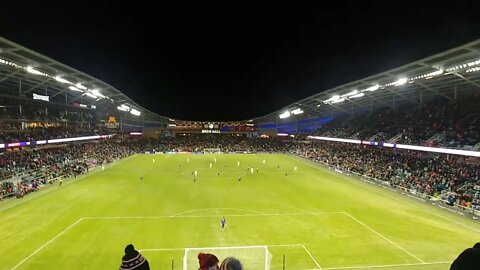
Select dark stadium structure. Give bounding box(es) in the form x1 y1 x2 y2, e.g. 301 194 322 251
1 36 480 270
2 36 480 147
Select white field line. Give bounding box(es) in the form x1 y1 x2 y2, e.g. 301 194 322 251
170 207 267 217
341 212 424 264
82 211 346 220
289 155 480 234
319 261 451 270
302 244 322 269
140 243 303 252
9 218 85 270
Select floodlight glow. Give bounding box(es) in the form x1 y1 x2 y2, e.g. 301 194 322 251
393 78 407 86
130 108 141 116
349 93 365 99
361 85 380 92
291 108 303 115
75 83 87 90
323 95 340 103
466 67 480 73
55 76 73 84
341 90 358 98
279 111 291 119
0 58 20 67
90 89 105 98
68 86 82 92
330 97 346 104
277 133 289 136
117 105 129 111
26 66 44 75
84 92 98 99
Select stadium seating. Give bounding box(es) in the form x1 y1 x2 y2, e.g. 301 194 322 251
315 94 480 149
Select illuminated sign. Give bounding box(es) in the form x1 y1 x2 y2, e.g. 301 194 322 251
201 130 220 133
33 93 49 102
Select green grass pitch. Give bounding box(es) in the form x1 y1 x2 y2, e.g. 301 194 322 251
1 154 479 270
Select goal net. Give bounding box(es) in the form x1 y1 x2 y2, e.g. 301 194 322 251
183 245 272 270
203 148 222 154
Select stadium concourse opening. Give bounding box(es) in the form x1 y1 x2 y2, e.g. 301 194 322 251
1 31 480 269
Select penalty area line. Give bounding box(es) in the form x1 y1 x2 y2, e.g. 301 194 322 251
140 243 303 252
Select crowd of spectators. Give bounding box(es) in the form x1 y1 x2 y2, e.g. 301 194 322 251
0 140 138 200
316 93 480 149
0 124 103 144
296 141 480 210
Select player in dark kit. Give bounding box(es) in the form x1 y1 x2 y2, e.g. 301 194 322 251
220 216 226 231
140 175 143 181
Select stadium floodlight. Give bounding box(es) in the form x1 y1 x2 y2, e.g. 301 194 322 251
330 97 345 104
90 89 105 99
55 76 73 85
466 67 480 73
341 90 358 98
392 78 408 86
117 105 129 112
68 86 83 92
361 84 380 92
323 95 340 104
84 92 98 99
130 108 141 116
26 66 45 76
349 92 364 99
75 83 87 90
291 108 303 115
279 111 291 119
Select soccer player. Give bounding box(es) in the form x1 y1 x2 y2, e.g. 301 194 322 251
187 157 190 163
294 166 297 172
210 162 212 169
102 165 105 171
220 216 226 231
250 168 254 174
194 170 198 177
152 158 155 164
238 176 241 182
140 175 144 181
193 178 196 183
256 168 259 173
277 165 280 169
262 159 266 165
285 172 288 177
217 171 220 176
59 179 63 186
214 158 217 164
237 161 240 167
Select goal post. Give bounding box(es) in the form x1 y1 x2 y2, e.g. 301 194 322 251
203 148 222 154
183 245 272 270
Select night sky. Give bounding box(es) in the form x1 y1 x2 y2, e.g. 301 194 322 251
1 1 480 121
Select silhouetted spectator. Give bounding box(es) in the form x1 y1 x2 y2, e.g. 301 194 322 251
120 244 150 270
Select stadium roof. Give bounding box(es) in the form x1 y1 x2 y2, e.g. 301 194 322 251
257 39 480 123
0 36 167 123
